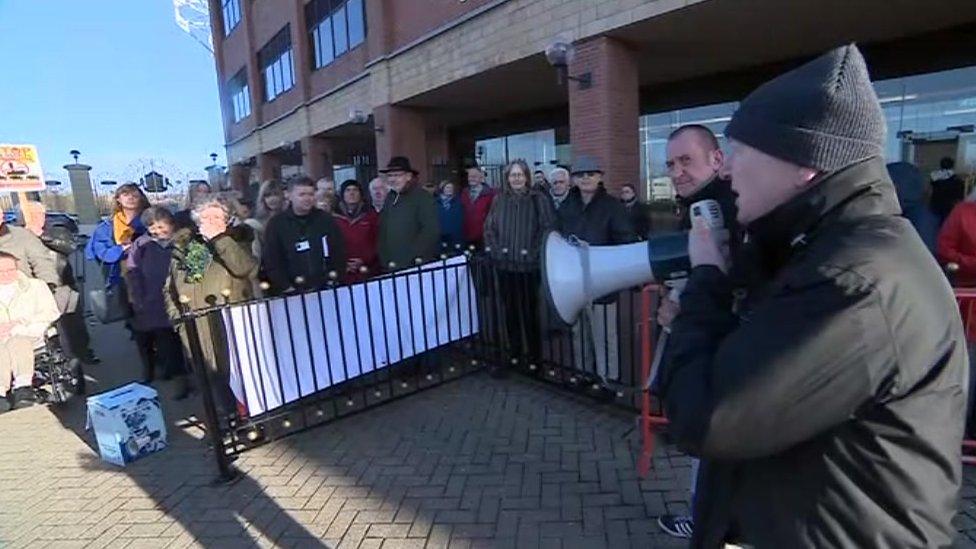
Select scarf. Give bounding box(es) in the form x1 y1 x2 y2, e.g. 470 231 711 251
551 192 568 209
112 211 135 245
338 201 365 220
439 195 455 209
151 235 172 248
468 184 484 202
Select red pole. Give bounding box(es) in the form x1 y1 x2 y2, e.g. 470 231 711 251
638 285 655 478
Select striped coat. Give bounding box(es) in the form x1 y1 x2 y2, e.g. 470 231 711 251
482 188 556 272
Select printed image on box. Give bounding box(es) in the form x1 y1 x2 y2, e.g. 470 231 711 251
86 383 168 466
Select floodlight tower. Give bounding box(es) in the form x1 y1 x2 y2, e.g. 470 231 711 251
173 0 214 55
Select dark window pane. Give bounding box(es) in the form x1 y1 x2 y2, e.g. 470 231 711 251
347 0 365 48
222 0 240 36
259 25 293 100
282 52 293 91
229 69 250 122
265 65 274 100
317 18 334 67
274 59 283 95
333 5 348 56
312 26 322 68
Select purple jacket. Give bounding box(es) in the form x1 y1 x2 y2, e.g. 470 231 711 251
125 234 174 331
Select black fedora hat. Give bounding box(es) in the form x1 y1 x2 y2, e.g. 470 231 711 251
380 156 419 175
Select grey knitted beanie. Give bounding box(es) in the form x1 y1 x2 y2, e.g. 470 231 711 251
725 44 887 172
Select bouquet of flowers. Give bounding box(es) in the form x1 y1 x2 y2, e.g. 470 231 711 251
181 239 212 284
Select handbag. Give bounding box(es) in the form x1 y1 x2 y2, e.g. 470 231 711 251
89 277 132 324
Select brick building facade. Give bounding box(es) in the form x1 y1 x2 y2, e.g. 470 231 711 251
210 0 976 195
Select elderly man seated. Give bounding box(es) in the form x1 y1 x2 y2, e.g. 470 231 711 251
0 250 61 412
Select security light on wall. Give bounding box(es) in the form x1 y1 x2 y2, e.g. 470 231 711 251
349 108 384 132
545 40 591 89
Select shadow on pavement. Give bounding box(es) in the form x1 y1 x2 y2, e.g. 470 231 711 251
33 251 328 548
3 242 689 548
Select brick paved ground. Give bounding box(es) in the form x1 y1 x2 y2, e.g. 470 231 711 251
0 323 696 549
4 353 976 549
1 261 976 547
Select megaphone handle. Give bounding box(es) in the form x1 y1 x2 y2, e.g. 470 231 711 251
579 239 594 307
644 330 670 392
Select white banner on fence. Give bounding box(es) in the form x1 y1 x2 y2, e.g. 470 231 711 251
222 255 479 415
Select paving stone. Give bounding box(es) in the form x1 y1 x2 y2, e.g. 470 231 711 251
5 321 974 549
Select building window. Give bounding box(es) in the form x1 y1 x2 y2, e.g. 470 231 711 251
347 0 365 48
636 64 976 201
306 0 367 70
258 26 295 102
474 130 560 188
639 102 737 200
228 69 250 123
874 66 976 171
222 0 241 36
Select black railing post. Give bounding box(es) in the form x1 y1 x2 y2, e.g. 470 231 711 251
179 301 240 484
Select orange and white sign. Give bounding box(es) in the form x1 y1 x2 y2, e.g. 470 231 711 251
0 144 46 192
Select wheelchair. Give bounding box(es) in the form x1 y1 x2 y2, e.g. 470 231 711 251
30 324 86 405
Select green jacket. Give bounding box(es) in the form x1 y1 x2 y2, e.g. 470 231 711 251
164 226 257 381
378 185 440 271
164 226 257 318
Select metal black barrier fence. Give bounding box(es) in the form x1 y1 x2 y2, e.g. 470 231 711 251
179 251 661 480
469 253 661 411
178 255 492 480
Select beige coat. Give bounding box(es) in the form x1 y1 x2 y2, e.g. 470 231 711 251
0 272 61 342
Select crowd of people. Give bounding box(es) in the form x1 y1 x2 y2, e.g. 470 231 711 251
0 144 660 414
3 42 976 549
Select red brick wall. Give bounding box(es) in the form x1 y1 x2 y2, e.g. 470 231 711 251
248 1 303 128
214 0 256 142
251 0 292 50
308 45 370 98
227 107 258 143
374 105 450 185
219 18 250 80
568 36 639 196
387 0 496 51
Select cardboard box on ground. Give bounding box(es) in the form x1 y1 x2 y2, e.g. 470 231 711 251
86 383 168 466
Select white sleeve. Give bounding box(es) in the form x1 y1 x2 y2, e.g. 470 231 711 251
10 280 61 339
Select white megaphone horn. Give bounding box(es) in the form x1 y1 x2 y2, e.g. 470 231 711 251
541 199 724 326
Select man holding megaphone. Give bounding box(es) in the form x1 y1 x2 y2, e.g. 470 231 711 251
541 44 965 548
656 45 965 547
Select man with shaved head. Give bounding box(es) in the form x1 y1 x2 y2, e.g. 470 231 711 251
656 123 742 539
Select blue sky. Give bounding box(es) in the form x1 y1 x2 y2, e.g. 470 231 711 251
0 0 225 189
